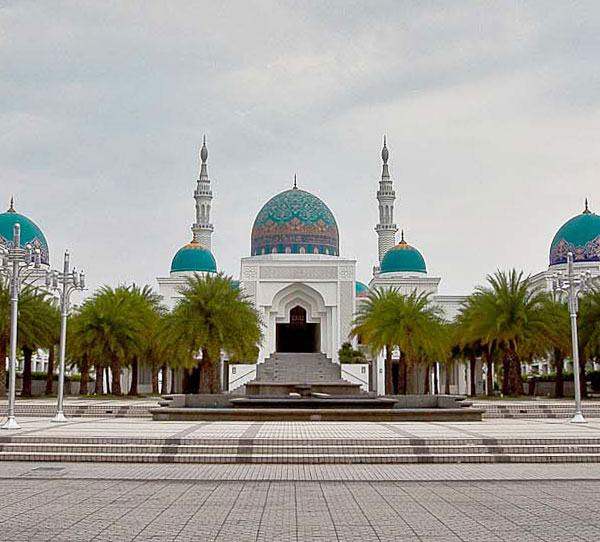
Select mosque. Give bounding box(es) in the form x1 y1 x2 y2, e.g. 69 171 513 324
2 138 600 394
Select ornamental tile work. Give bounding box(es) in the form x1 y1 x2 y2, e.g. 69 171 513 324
550 236 600 265
251 188 339 256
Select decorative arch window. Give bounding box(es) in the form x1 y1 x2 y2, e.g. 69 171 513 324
299 247 306 254
271 247 278 254
313 247 320 254
324 248 329 255
261 248 266 255
284 246 292 254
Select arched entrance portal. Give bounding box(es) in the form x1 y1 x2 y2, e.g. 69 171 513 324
276 306 320 353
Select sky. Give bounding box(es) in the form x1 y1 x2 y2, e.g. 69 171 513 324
2 0 600 296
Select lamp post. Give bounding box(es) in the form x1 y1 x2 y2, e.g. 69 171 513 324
46 250 85 423
552 251 594 424
0 223 41 430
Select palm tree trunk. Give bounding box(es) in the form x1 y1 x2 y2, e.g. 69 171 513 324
79 354 89 396
507 349 523 396
398 353 407 395
198 349 212 394
433 363 439 395
22 346 33 397
502 355 510 396
0 339 6 397
45 345 55 395
424 365 431 395
94 363 104 394
485 351 494 397
554 349 564 398
469 353 476 397
170 368 176 394
110 355 122 396
211 359 221 394
151 367 159 394
444 362 451 395
160 365 168 395
385 345 393 395
128 357 139 396
579 356 587 399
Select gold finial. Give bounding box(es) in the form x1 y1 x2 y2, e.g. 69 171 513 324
583 198 591 214
293 174 297 189
399 229 406 244
7 197 15 213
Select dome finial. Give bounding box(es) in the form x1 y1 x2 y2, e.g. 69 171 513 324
381 135 389 165
400 229 406 244
200 135 208 164
293 174 297 189
7 196 15 213
584 198 591 214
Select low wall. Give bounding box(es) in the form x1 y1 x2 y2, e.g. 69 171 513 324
340 364 369 392
15 378 96 397
524 381 575 397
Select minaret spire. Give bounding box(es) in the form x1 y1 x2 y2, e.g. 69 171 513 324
293 174 297 189
192 136 214 249
374 135 398 264
7 197 15 213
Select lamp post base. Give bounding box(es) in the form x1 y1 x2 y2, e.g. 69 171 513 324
570 412 588 424
1 416 21 430
51 411 69 423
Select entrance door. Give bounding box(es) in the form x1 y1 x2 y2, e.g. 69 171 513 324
276 306 320 353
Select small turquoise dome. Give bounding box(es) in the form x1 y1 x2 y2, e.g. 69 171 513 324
0 202 49 265
171 240 217 273
355 281 369 297
550 202 600 266
380 237 427 274
251 187 339 256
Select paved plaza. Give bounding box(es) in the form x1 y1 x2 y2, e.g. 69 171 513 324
1 418 600 539
1 462 600 541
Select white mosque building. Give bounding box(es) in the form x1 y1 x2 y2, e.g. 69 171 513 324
4 137 600 395
157 138 481 395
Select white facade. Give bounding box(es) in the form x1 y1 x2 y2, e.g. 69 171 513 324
240 254 356 364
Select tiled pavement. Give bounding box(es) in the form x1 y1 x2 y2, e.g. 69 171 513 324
1 471 600 541
3 418 600 540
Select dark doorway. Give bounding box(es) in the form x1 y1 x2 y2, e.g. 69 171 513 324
276 306 320 353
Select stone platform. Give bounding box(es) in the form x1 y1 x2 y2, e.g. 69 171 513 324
3 417 600 464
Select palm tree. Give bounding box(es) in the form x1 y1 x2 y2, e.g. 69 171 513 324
352 288 447 395
68 285 148 396
168 273 262 394
577 289 600 399
16 285 59 397
459 270 552 396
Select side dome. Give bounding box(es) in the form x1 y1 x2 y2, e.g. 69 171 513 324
171 240 217 273
355 281 369 297
550 202 600 266
380 235 427 274
251 187 339 256
0 201 49 265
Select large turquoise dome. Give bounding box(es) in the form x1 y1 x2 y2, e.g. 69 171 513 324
355 281 369 297
171 240 217 273
251 187 339 256
550 203 600 266
380 236 427 274
0 203 49 265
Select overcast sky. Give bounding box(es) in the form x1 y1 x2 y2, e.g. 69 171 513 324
2 1 600 295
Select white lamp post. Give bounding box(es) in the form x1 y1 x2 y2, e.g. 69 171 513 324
46 250 85 423
0 223 41 430
552 251 594 424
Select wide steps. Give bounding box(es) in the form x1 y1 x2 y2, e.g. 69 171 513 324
3 437 600 463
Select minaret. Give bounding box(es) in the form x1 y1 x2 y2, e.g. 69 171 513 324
191 136 214 249
375 135 398 263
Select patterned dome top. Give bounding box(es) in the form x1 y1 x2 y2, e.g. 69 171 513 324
380 235 427 274
171 240 217 274
550 201 600 266
0 202 49 265
251 187 339 256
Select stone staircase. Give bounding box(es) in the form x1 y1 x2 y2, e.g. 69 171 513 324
245 352 364 398
2 435 600 463
475 401 600 419
256 353 346 383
